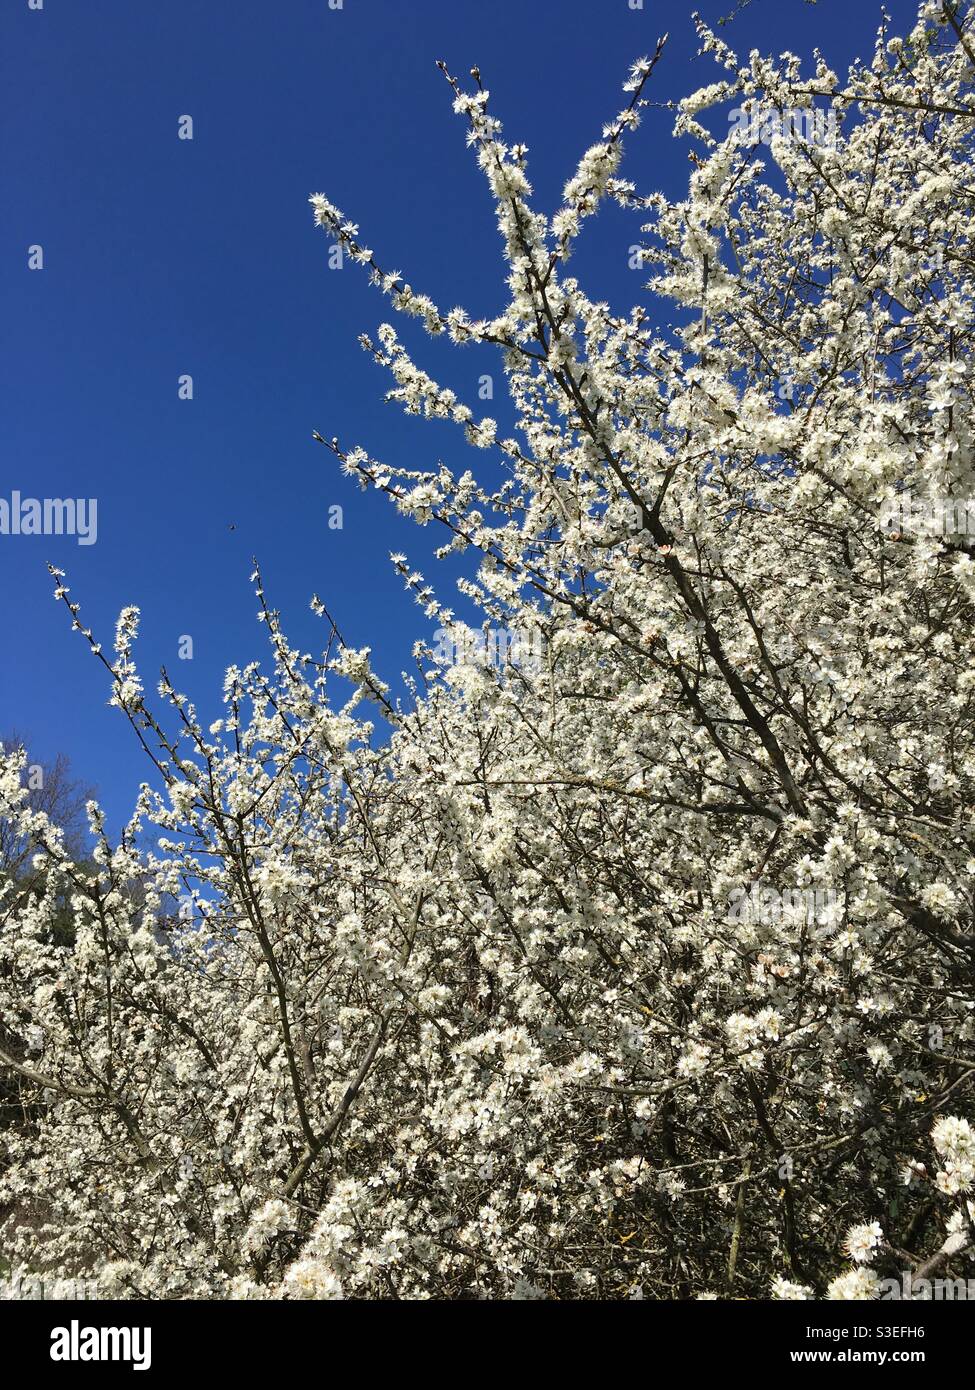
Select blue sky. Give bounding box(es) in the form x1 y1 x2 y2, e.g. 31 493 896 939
0 0 920 833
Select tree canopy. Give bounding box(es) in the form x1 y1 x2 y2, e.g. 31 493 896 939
1 1 973 1300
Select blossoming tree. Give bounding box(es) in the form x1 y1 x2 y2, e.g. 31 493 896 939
1 1 973 1300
